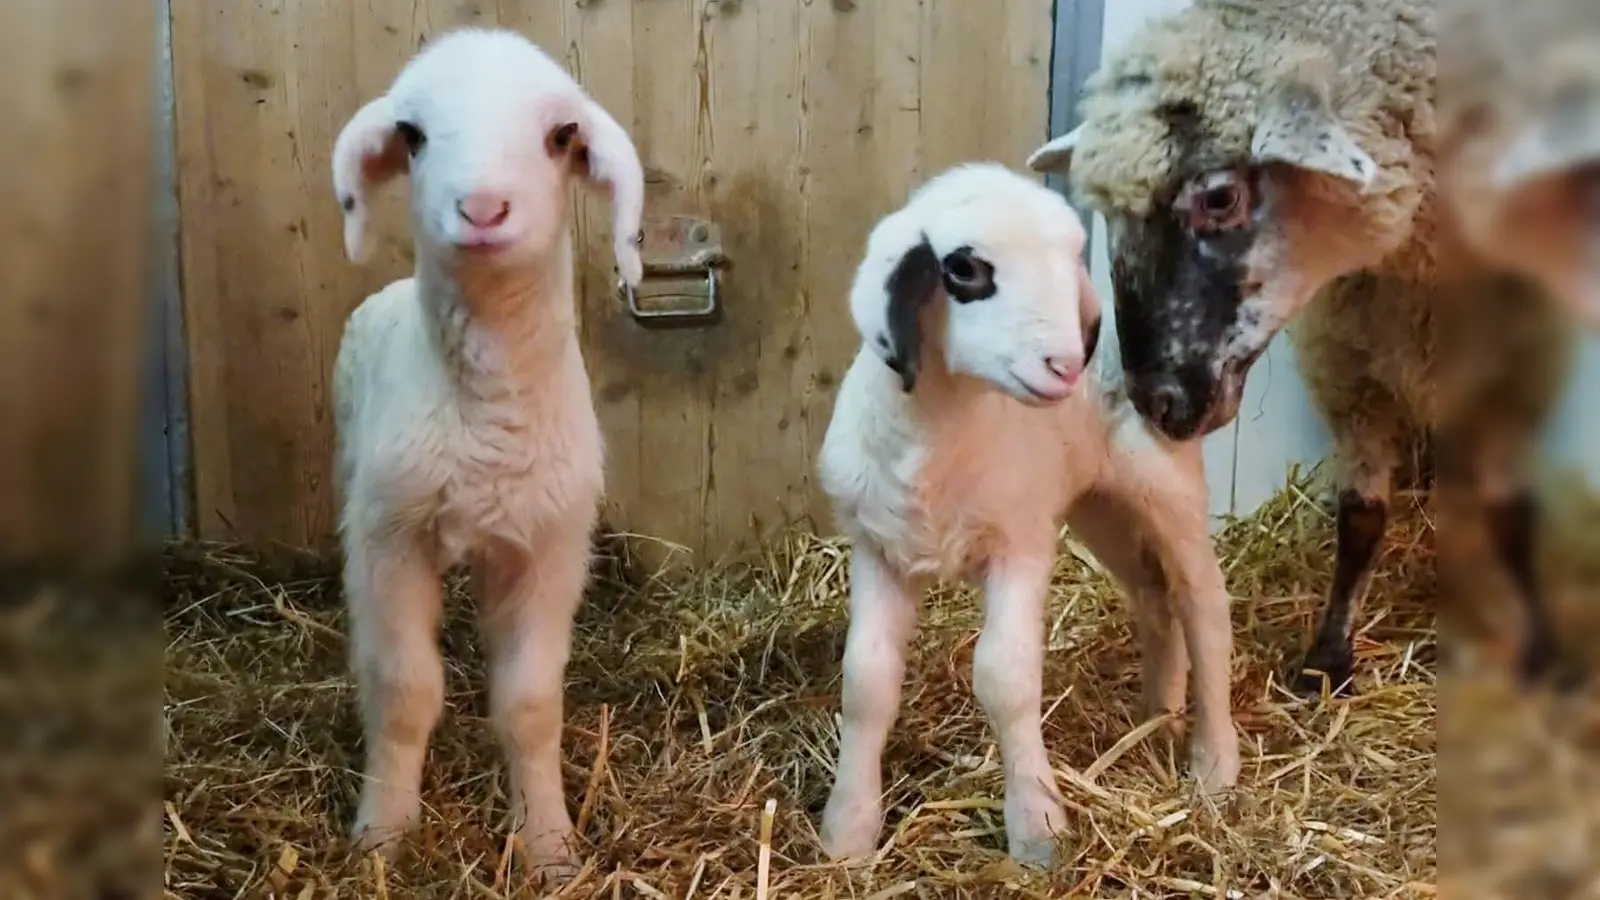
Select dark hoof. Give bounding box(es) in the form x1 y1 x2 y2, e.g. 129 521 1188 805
1518 643 1586 695
1292 649 1356 698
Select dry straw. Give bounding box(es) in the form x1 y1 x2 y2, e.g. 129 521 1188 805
159 465 1593 898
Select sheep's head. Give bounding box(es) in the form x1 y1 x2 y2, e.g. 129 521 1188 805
331 27 644 286
849 163 1101 407
1027 13 1390 441
1441 33 1600 328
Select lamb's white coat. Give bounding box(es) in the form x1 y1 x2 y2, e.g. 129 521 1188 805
328 27 643 880
816 164 1241 868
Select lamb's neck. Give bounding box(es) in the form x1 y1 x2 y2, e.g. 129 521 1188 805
417 247 581 403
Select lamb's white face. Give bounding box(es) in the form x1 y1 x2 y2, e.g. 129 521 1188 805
332 28 646 281
851 164 1102 406
387 51 579 266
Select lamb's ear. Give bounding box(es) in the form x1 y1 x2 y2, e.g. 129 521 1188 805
1027 124 1084 175
880 238 944 393
332 94 406 264
1250 81 1378 191
559 98 646 287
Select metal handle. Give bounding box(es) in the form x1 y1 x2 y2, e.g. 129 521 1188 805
619 269 721 326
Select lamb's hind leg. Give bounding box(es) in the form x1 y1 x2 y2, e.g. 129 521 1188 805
1066 497 1189 740
475 528 591 883
346 532 446 854
1131 486 1241 796
975 551 1068 867
820 545 919 861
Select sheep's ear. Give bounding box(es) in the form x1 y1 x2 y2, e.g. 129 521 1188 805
332 94 406 264
1250 82 1377 191
881 238 944 393
561 99 646 288
1027 124 1084 175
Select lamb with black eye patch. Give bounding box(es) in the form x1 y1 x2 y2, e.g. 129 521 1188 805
816 161 1241 869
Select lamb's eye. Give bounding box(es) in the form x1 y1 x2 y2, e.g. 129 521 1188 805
396 121 426 156
548 122 580 155
939 248 997 302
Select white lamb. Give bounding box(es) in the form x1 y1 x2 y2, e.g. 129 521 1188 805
327 27 644 880
816 163 1241 868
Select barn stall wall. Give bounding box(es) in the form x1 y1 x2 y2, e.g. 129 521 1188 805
166 0 1060 562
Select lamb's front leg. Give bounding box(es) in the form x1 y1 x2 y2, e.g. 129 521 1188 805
476 527 592 883
976 553 1067 868
820 544 918 861
346 534 446 854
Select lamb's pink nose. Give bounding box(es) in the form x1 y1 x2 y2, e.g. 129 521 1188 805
456 194 511 228
1045 355 1083 384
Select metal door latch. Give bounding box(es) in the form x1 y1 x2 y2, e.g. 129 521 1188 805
619 215 728 328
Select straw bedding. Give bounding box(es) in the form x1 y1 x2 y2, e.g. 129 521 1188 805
158 468 1593 899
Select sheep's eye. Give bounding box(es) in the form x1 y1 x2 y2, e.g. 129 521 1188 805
1183 171 1250 232
939 248 997 302
396 121 426 156
1200 185 1239 216
548 122 581 155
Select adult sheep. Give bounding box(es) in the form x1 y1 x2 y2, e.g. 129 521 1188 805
1026 0 1581 693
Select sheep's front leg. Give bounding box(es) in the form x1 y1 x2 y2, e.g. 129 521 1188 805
1295 469 1391 698
476 529 591 883
976 553 1067 868
820 545 918 860
346 534 446 854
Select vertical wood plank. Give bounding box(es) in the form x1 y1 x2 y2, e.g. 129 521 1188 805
695 0 809 559
0 0 155 564
602 0 714 567
554 0 643 553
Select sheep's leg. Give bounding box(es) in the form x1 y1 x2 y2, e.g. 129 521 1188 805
1482 488 1569 685
975 552 1068 868
476 529 591 882
1066 501 1188 739
1295 475 1391 698
346 533 446 854
820 545 918 861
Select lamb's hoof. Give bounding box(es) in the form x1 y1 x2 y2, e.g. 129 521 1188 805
1293 648 1356 699
1004 783 1067 869
350 821 409 860
1189 729 1241 796
819 792 882 861
1140 703 1188 744
520 824 581 887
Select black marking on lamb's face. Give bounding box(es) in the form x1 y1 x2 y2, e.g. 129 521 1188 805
341 194 356 212
881 236 944 393
395 120 426 156
939 246 997 302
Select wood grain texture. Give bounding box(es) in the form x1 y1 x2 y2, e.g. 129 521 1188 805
0 0 155 564
171 0 1053 560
